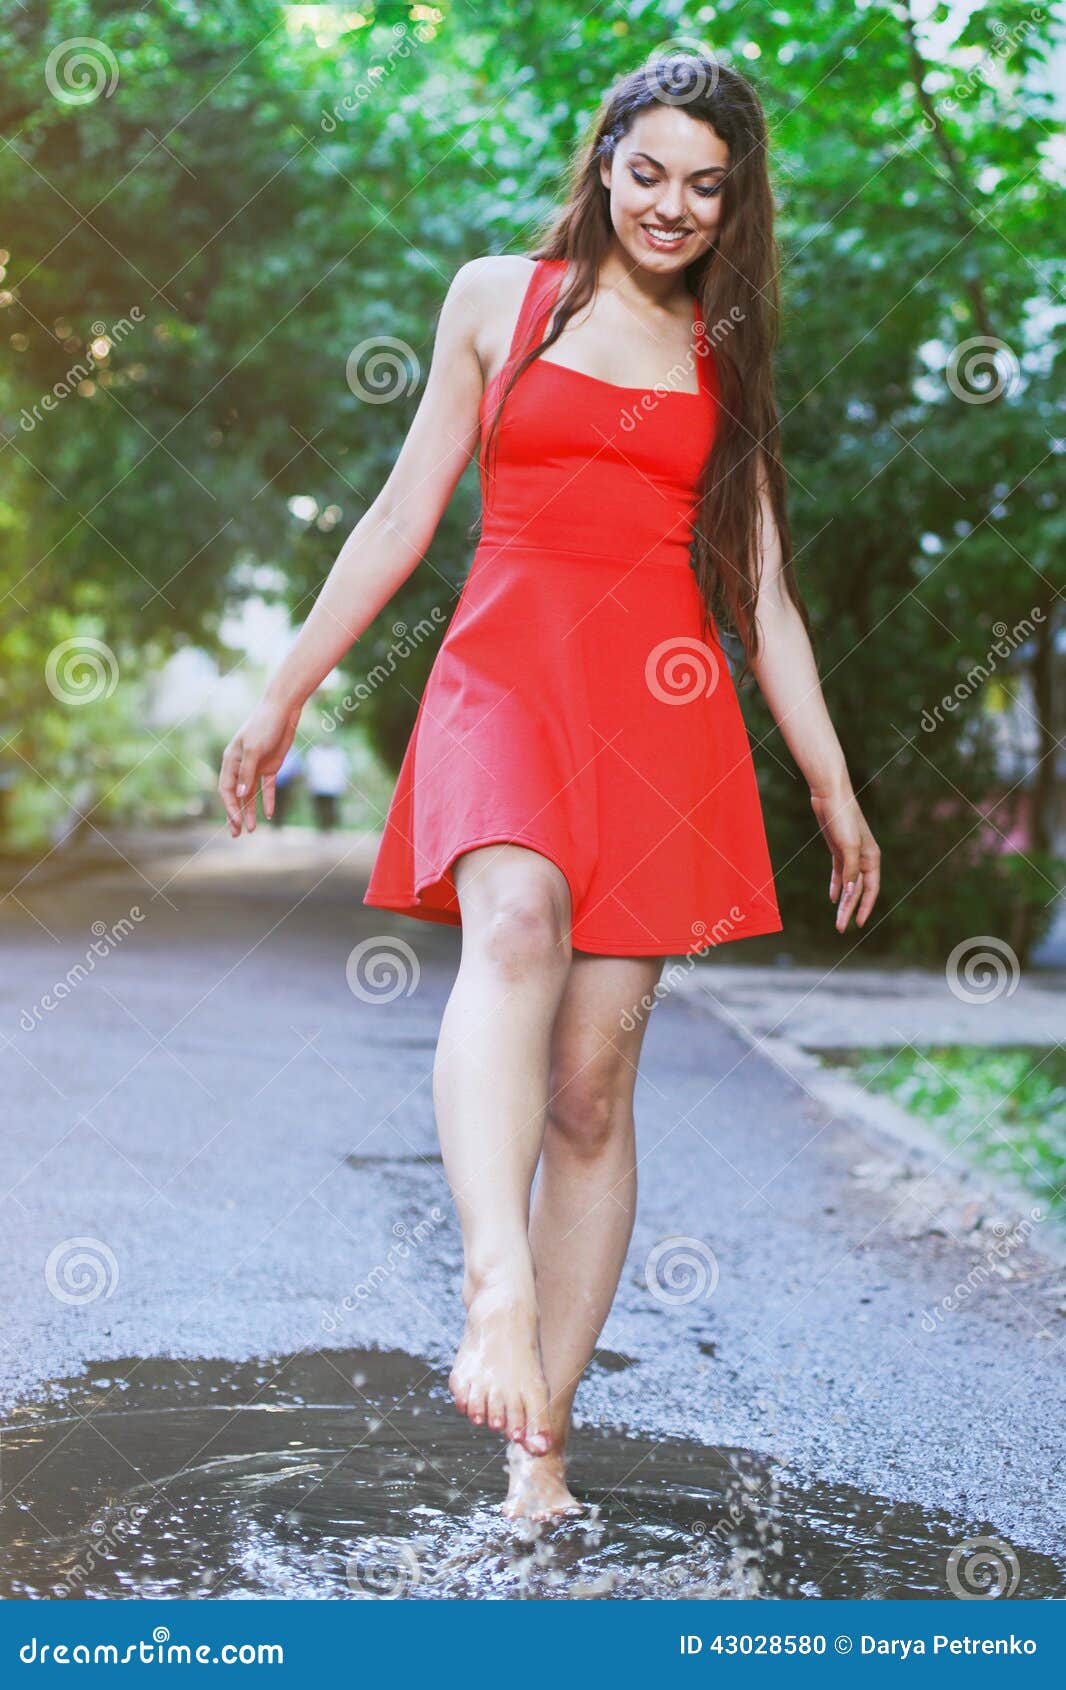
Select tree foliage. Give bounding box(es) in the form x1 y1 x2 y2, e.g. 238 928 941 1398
1 0 1062 955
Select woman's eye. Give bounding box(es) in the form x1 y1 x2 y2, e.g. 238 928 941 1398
629 167 721 198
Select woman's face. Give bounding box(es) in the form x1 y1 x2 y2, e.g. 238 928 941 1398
598 105 728 273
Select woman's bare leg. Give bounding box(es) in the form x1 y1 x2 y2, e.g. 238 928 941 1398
503 950 665 1519
436 843 573 1455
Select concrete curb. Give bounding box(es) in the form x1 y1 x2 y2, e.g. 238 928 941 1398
674 970 1066 1271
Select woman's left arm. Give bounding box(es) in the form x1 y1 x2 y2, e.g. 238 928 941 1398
746 467 881 934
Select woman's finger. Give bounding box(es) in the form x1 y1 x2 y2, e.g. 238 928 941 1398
218 742 244 834
835 846 863 930
854 852 881 924
836 874 862 931
854 880 877 925
830 850 845 901
236 746 260 833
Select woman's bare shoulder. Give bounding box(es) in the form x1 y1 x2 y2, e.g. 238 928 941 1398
447 253 537 312
443 256 539 380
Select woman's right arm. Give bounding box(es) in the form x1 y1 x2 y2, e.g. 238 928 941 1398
218 258 493 836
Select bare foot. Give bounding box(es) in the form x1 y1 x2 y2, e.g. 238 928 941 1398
448 1274 552 1456
500 1438 584 1520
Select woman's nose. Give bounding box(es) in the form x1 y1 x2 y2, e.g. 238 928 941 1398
655 187 686 222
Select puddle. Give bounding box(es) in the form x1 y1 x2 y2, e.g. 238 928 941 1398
1 1349 1061 1600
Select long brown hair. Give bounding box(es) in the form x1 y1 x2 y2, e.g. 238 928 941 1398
477 52 813 685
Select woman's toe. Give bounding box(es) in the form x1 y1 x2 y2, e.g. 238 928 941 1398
519 1382 553 1453
449 1368 469 1412
505 1388 529 1442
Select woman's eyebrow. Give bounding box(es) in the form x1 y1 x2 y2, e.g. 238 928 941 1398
629 149 726 178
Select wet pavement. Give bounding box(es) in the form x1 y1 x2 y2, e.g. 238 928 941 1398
2 826 1065 1597
3 1350 1061 1600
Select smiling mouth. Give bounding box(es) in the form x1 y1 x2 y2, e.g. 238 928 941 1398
640 225 691 246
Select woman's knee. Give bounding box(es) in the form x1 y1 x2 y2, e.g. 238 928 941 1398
485 896 570 977
546 1051 633 1159
455 848 572 977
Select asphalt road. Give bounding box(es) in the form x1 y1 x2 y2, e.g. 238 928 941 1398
2 825 1063 1575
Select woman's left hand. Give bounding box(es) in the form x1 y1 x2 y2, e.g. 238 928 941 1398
809 786 881 933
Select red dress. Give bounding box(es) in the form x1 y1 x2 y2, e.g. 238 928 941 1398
362 257 783 956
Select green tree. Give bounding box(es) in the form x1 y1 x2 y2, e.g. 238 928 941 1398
2 0 1061 959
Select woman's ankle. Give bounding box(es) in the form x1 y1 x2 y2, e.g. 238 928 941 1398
461 1250 537 1308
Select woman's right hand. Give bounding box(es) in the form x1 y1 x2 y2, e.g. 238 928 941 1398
809 784 881 933
218 693 303 836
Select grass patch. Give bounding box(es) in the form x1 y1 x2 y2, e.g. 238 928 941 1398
821 1044 1066 1213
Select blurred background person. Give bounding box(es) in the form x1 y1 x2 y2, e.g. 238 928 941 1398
271 743 304 829
305 738 348 833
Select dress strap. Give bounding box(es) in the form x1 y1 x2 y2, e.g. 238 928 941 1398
507 257 564 365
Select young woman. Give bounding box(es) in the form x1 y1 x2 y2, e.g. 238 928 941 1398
218 54 880 1522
